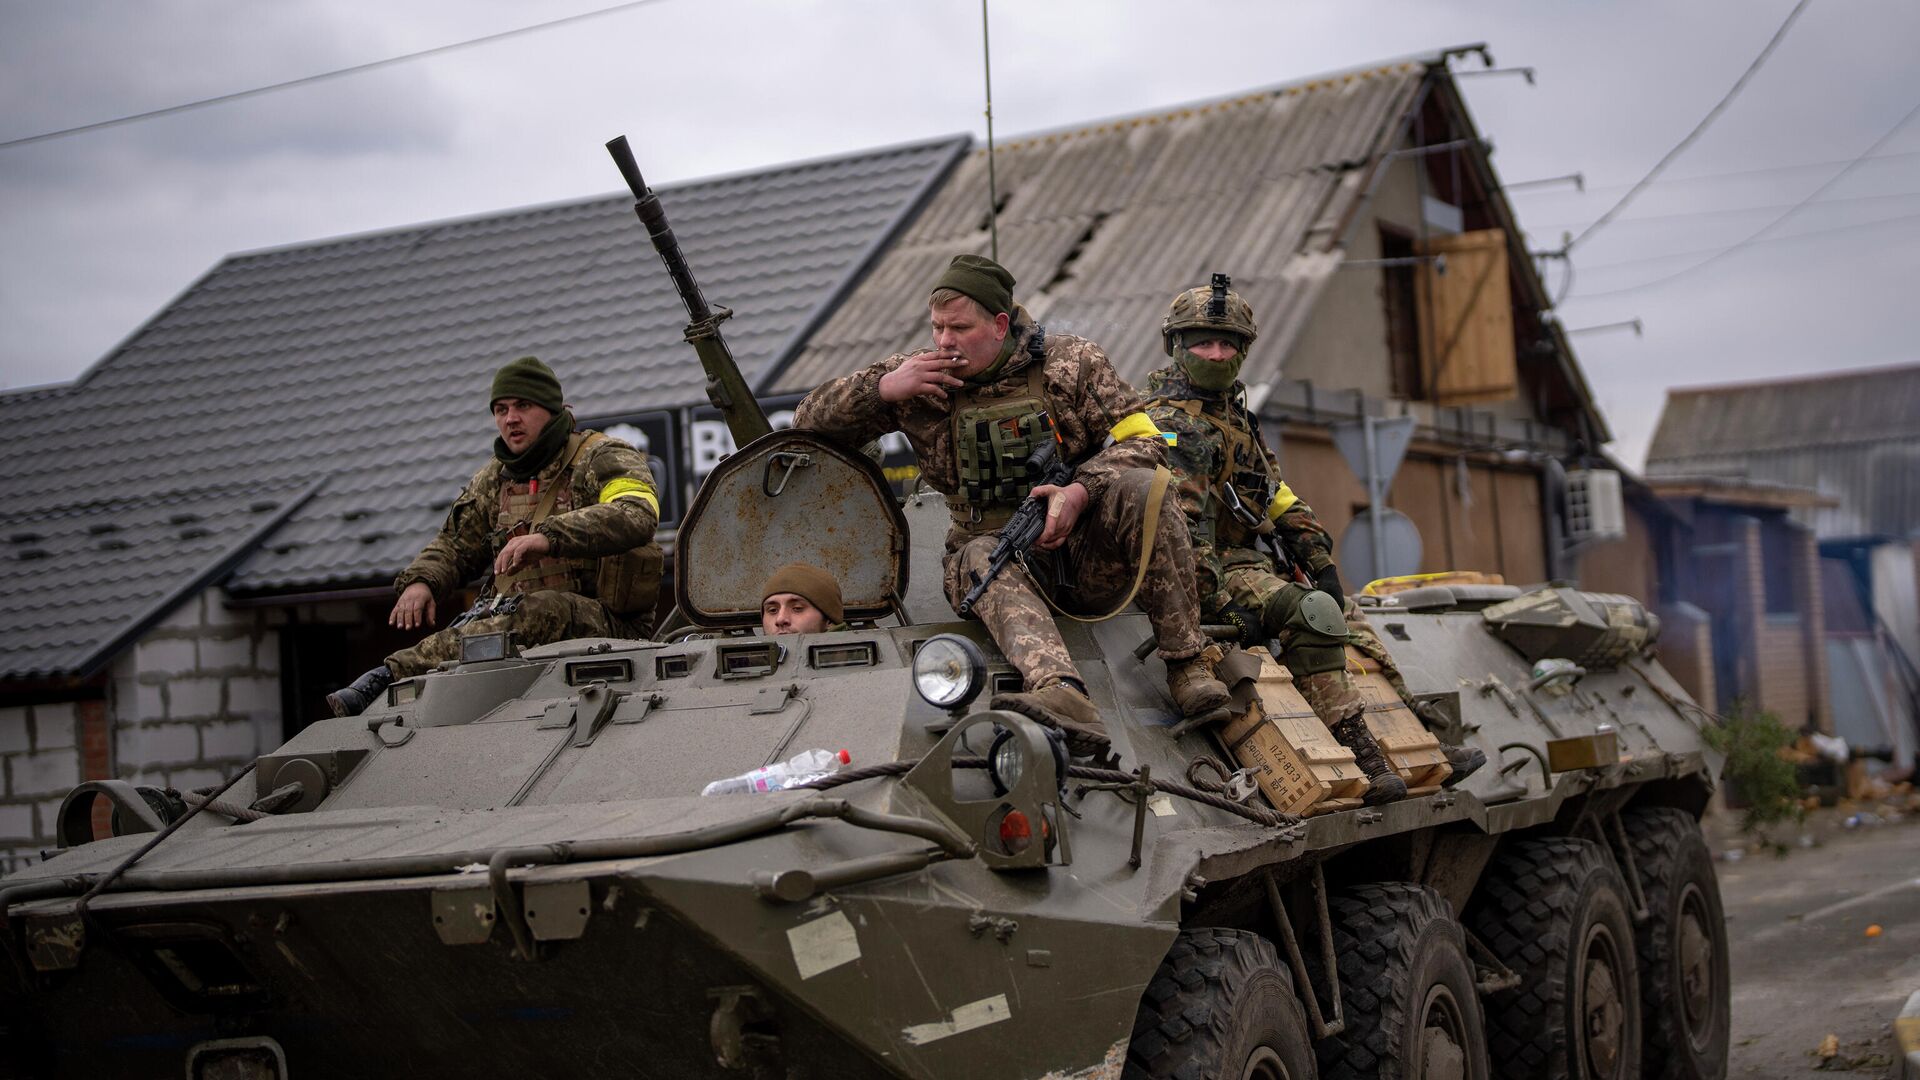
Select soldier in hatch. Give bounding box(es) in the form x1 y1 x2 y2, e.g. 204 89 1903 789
1143 280 1486 804
794 255 1230 756
326 357 664 716
761 564 845 636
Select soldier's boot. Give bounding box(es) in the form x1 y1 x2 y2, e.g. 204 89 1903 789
326 665 394 718
992 679 1109 759
1165 644 1232 722
1329 714 1408 805
1440 744 1488 787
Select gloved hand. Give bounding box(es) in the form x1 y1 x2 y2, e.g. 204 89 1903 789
1218 604 1265 648
1313 565 1345 613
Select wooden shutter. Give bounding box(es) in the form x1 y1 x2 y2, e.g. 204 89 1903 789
1414 228 1517 404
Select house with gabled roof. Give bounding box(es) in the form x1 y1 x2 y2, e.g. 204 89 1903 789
0 47 1651 872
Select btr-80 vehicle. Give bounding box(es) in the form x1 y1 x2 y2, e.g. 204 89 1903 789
0 147 1729 1080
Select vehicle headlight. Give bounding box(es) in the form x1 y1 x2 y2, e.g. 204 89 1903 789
913 634 987 711
988 727 1026 793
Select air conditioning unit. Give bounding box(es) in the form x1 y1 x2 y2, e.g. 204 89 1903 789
1565 468 1626 544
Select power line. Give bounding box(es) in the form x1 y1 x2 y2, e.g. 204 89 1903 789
0 0 670 150
1570 97 1920 299
1527 187 1920 232
1512 149 1920 199
1564 0 1813 252
1572 207 1920 277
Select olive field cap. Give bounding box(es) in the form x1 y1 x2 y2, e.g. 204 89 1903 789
932 254 1016 317
490 356 564 412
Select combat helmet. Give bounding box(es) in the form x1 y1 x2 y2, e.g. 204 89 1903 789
1160 274 1259 356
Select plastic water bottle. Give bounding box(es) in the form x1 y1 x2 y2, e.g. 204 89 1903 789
701 749 852 795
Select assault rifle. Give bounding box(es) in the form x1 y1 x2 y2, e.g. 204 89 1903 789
958 414 1075 618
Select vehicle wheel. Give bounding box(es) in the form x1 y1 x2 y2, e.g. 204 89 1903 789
1622 808 1729 1080
1467 837 1642 1080
1124 927 1318 1080
1307 882 1490 1080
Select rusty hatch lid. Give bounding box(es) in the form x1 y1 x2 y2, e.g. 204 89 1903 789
674 430 910 628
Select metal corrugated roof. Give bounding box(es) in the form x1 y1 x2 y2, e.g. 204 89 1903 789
1645 362 1920 538
0 136 966 679
766 62 1426 395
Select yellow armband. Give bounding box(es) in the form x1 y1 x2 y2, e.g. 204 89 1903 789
1109 412 1166 443
1267 481 1299 520
598 477 660 518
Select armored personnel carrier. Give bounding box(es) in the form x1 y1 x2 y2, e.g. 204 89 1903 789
0 153 1729 1080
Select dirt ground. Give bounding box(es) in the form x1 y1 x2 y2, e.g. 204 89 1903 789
1709 798 1920 1077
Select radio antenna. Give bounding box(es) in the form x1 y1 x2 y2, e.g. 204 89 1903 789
981 0 999 262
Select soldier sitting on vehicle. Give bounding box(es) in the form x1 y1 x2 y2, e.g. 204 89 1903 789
327 356 664 716
761 564 846 636
1143 279 1486 804
794 254 1231 757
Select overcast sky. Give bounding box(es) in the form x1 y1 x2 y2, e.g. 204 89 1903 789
3 0 1916 467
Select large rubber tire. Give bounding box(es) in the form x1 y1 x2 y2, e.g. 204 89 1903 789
1124 927 1318 1080
1467 837 1643 1080
1621 808 1730 1080
1308 882 1490 1080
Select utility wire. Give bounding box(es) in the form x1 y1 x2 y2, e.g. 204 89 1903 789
1565 0 1813 252
1574 206 1920 278
0 0 670 150
1528 186 1920 232
1571 97 1920 299
1512 148 1920 198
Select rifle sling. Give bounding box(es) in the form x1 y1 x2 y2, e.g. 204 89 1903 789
1033 464 1172 624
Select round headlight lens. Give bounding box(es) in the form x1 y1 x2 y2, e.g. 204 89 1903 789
913 635 986 710
988 727 1025 794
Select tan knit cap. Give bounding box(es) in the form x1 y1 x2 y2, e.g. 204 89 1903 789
761 563 844 624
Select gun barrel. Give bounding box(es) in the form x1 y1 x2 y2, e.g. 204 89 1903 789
604 136 771 445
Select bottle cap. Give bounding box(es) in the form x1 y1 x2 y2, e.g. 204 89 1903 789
836 749 851 764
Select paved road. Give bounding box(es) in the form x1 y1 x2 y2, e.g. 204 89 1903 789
1717 811 1920 1076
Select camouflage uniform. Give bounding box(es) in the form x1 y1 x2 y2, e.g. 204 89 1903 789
795 314 1209 690
386 432 662 677
1144 365 1396 725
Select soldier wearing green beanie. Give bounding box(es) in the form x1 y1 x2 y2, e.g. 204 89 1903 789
794 254 1232 756
326 356 667 716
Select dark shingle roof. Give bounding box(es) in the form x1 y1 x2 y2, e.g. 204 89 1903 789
0 136 967 680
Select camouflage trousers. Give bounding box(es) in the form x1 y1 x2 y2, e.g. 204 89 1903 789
386 590 647 678
1209 557 1413 726
943 467 1208 690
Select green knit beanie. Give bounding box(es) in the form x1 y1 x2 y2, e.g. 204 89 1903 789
932 254 1016 317
489 356 564 412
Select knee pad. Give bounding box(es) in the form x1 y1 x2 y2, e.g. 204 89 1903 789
1282 642 1349 678
1261 585 1349 641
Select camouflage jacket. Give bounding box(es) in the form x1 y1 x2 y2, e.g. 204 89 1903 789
1143 366 1336 582
793 317 1165 535
395 432 659 599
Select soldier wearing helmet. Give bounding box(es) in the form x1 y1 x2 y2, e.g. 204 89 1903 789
795 255 1232 756
1145 277 1483 803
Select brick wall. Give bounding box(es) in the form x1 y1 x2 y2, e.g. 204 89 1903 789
0 587 290 876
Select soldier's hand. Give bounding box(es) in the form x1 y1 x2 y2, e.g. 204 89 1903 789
878 351 968 402
1313 565 1346 612
1031 481 1090 552
390 582 436 631
495 532 552 576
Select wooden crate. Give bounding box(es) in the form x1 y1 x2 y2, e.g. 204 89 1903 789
1349 649 1453 796
1218 649 1369 816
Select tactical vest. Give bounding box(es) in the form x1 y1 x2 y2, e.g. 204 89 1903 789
490 433 664 628
947 328 1053 529
494 433 602 597
1149 393 1277 545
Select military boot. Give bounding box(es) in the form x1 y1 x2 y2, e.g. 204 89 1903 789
1440 744 1488 787
991 680 1108 758
1166 644 1232 721
326 665 394 718
1330 714 1408 805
